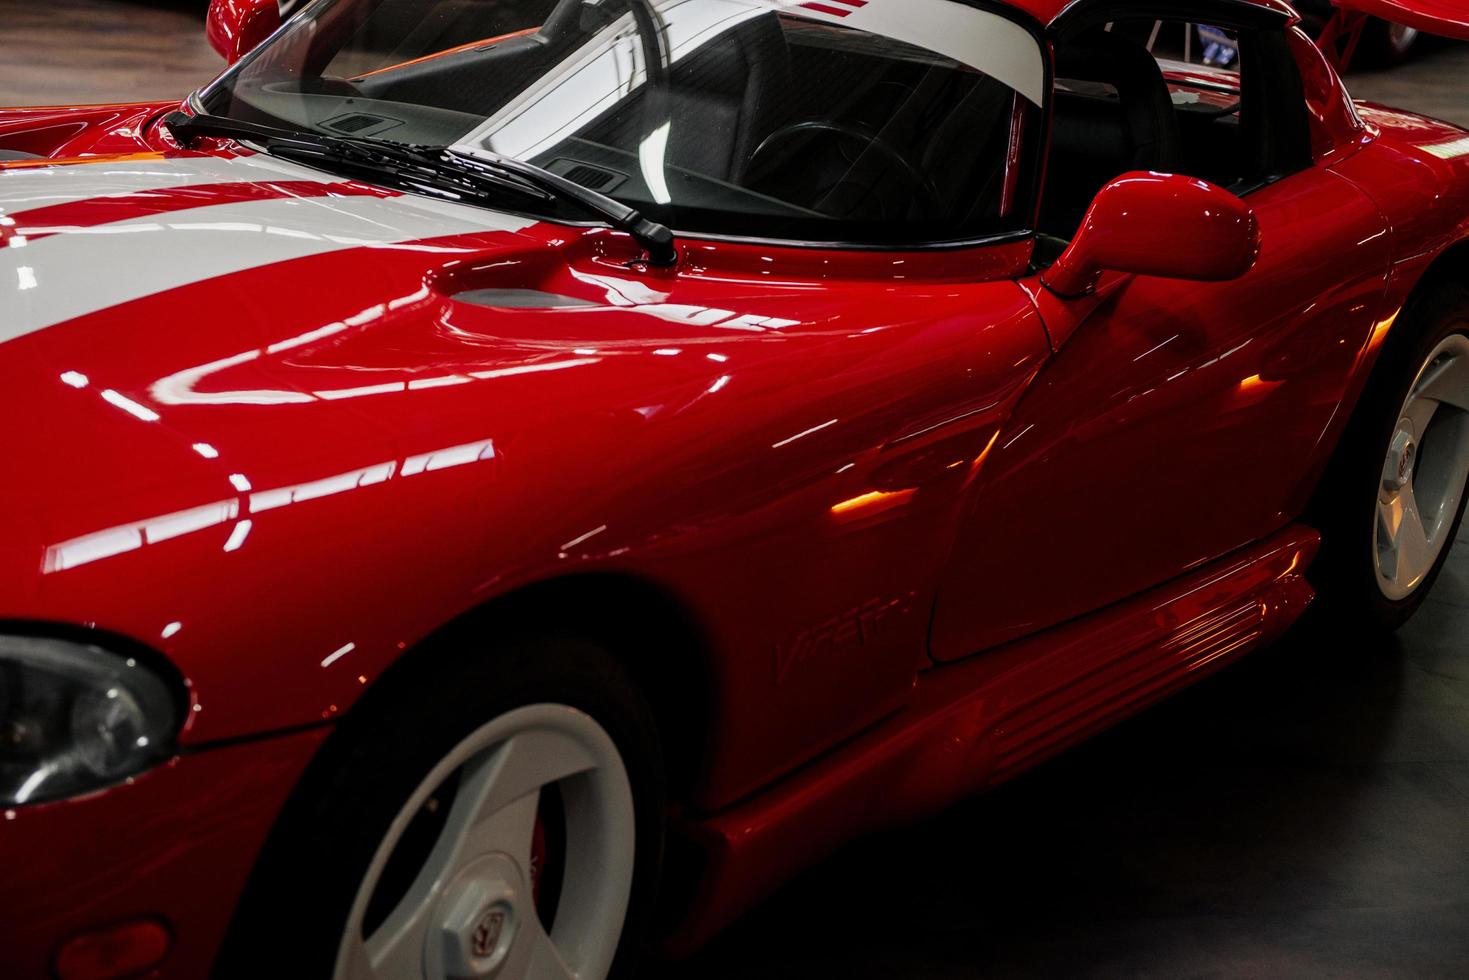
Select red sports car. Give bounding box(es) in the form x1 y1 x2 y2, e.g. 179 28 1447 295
4 0 1469 977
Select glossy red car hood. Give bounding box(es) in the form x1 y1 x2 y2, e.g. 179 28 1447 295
0 151 1046 744
0 151 543 559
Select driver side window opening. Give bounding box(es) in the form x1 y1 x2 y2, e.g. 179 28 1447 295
1037 18 1312 249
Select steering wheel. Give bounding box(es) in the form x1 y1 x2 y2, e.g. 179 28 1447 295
746 120 944 222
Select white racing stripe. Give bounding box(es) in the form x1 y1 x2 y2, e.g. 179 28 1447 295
0 153 336 214
2 166 536 341
784 0 1045 106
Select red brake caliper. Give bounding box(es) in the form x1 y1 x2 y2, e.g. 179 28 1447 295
530 810 548 907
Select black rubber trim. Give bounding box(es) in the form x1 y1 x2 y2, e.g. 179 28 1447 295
180 717 337 754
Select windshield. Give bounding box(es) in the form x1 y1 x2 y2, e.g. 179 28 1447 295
200 0 1046 247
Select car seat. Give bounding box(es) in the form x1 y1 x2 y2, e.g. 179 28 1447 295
1041 28 1185 238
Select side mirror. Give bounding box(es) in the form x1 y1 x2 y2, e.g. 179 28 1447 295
206 0 283 65
1042 172 1261 298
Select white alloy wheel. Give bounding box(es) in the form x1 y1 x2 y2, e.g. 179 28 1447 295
332 704 636 980
1374 334 1469 601
1387 22 1421 56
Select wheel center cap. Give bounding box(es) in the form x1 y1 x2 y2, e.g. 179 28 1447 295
433 854 525 979
471 905 509 958
1384 428 1418 493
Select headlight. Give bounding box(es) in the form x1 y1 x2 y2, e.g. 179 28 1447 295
0 636 180 806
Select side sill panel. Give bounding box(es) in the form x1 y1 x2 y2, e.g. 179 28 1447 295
669 525 1319 952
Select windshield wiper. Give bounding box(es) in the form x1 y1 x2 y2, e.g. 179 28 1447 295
165 110 548 200
164 111 678 267
444 148 676 266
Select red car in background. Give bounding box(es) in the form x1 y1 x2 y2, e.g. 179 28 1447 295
1300 0 1427 64
3 0 1469 977
1301 0 1469 65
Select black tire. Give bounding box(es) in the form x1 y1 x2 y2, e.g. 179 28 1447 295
216 633 666 979
1356 19 1422 68
1311 276 1469 633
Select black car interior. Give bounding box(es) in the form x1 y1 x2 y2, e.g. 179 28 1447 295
572 13 794 187
568 14 1023 231
734 19 1022 229
259 0 1036 243
1038 17 1314 249
221 0 1313 249
1040 27 1189 241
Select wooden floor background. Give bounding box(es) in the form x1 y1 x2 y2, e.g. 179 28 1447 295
0 0 220 107
0 0 1465 125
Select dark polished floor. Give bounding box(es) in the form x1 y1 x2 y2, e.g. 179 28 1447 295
664 529 1469 978
3 4 1466 976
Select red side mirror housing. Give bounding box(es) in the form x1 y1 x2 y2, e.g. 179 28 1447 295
1042 172 1261 298
207 0 283 65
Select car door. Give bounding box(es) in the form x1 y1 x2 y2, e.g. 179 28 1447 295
930 16 1395 661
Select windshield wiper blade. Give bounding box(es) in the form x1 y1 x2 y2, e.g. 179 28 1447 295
164 111 679 267
163 111 549 201
446 148 677 267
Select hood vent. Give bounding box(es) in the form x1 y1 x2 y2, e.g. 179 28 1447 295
452 288 598 309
